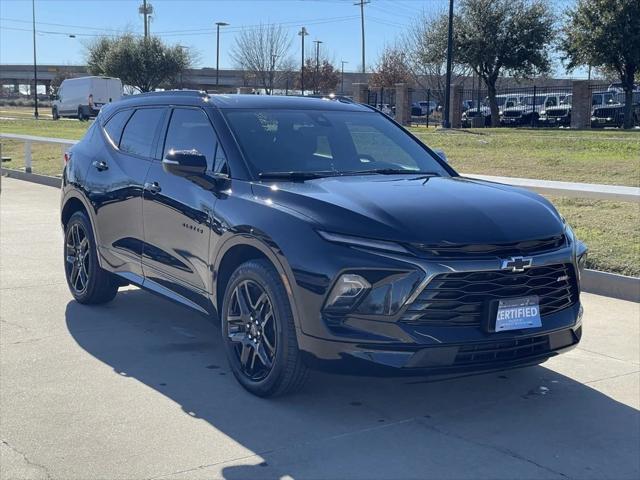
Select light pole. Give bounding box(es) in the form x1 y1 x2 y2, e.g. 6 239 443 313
270 54 279 94
32 0 39 119
341 60 348 94
298 27 308 95
442 0 454 128
313 40 323 94
215 22 229 86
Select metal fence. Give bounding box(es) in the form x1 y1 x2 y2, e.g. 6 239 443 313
365 87 396 118
409 88 445 127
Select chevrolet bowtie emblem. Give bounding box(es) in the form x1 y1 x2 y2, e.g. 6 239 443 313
502 256 533 272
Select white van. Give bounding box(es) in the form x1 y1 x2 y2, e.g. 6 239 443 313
52 76 122 120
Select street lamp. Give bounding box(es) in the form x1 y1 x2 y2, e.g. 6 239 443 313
269 54 279 94
341 60 348 94
313 40 323 94
215 21 229 86
32 0 39 119
442 0 454 128
298 27 308 95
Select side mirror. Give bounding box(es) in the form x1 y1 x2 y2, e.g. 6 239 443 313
162 149 207 178
433 148 448 163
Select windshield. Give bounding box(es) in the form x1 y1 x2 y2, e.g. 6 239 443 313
223 110 450 178
520 96 546 106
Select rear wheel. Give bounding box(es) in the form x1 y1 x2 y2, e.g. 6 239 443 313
221 259 308 397
64 211 119 304
77 106 86 121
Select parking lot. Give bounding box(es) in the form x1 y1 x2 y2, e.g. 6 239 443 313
1 177 639 479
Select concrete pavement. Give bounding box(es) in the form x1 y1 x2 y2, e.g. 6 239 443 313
1 176 639 480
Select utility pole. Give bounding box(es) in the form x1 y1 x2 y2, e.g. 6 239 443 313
354 0 369 74
341 60 348 94
215 22 229 86
32 0 38 119
442 0 454 128
313 40 323 94
298 27 308 95
139 1 153 38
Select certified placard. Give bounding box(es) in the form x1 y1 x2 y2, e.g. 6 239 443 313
495 296 542 332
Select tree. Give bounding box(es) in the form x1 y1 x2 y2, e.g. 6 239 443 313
370 46 411 88
453 0 554 126
296 57 339 94
230 24 293 94
561 0 640 129
86 35 191 92
403 12 468 104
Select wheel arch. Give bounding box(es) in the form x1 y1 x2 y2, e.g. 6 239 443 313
61 191 104 267
213 235 302 333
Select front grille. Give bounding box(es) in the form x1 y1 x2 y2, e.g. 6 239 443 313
593 107 619 118
411 235 566 258
454 335 550 365
545 108 570 117
401 263 578 327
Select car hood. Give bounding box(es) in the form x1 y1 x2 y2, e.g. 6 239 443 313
251 175 564 246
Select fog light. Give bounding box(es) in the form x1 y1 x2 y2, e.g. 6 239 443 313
324 274 370 313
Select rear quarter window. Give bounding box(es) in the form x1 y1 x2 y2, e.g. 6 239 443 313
103 109 132 147
120 108 165 158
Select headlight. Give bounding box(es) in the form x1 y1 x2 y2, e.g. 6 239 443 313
576 240 588 272
324 270 423 315
541 110 546 115
317 230 410 254
324 274 370 313
356 271 423 315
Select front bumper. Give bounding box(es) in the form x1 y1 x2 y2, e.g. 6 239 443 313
299 304 582 376
293 241 583 376
539 115 570 127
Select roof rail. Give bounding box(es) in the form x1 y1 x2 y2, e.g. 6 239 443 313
129 89 208 99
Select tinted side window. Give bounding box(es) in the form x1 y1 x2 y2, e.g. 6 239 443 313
163 108 217 169
103 109 132 147
120 108 165 158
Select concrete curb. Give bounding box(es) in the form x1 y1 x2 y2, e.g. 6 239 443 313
1 168 61 189
2 171 639 303
582 269 640 303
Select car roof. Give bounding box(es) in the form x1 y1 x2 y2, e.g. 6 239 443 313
105 91 371 112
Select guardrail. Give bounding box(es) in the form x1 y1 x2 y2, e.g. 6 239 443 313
1 133 639 205
0 133 77 173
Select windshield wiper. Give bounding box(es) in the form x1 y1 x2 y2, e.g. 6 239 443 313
344 168 441 176
258 170 339 180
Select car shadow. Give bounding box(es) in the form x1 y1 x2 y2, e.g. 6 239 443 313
65 288 640 479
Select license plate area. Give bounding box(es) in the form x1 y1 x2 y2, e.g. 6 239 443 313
484 296 542 332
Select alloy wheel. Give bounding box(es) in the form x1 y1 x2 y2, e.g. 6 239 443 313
65 223 90 294
227 280 277 381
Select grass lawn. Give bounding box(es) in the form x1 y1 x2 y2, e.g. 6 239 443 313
547 196 639 277
410 127 640 187
1 116 639 276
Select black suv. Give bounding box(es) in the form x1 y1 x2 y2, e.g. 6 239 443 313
61 92 587 397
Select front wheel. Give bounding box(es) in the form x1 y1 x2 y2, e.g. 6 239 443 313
221 259 308 397
64 211 119 304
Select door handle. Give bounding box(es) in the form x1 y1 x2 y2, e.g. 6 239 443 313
144 181 162 194
92 160 108 171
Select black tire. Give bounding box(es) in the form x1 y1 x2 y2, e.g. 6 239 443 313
64 211 119 304
77 106 85 121
52 107 59 120
221 259 308 397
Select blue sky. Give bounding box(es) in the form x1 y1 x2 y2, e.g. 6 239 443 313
1 0 576 74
